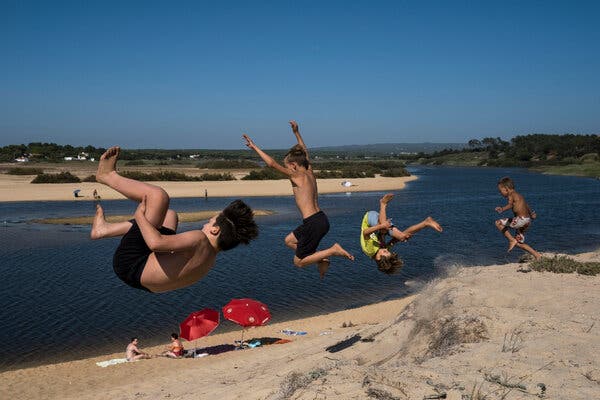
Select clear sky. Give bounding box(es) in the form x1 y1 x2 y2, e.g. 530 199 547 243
1 1 599 149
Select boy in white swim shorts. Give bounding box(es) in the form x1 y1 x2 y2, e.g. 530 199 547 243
495 177 541 260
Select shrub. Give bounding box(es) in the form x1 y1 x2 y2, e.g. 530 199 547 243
121 171 202 181
31 172 81 183
197 160 259 169
81 175 96 182
6 167 44 175
241 168 288 180
530 255 600 276
198 172 235 181
381 167 410 177
125 160 146 166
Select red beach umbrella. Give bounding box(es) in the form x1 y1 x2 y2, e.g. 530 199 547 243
222 298 271 345
222 298 271 327
179 308 220 343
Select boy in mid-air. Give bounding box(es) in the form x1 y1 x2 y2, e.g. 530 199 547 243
91 146 258 293
243 121 354 278
361 193 443 274
495 176 541 260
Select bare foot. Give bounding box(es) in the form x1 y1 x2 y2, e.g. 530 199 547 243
425 216 443 232
317 258 330 279
96 146 120 184
90 204 108 240
380 193 394 205
507 238 518 252
331 243 354 261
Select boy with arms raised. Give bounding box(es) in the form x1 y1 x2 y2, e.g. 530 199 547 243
495 176 541 260
91 146 258 293
243 121 354 278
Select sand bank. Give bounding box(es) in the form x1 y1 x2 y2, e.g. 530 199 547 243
0 174 417 202
33 210 274 225
2 249 599 399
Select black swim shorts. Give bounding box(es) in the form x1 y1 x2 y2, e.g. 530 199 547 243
293 211 330 259
113 220 176 292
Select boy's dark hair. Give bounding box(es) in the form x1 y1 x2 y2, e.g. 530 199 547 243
215 199 259 251
376 252 404 275
498 176 514 189
171 333 178 339
284 144 309 169
131 337 138 342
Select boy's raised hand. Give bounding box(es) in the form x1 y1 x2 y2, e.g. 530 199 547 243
289 120 299 133
242 134 256 149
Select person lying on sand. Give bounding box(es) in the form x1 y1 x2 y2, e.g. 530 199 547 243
90 146 258 293
360 193 443 274
243 120 354 279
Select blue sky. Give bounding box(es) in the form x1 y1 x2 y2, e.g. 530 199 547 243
1 1 599 149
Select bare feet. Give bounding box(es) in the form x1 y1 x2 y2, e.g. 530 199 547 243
90 204 108 240
317 258 330 279
507 238 518 252
96 146 120 184
425 216 443 232
331 243 354 261
380 193 394 205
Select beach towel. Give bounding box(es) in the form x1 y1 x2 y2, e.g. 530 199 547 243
96 358 128 367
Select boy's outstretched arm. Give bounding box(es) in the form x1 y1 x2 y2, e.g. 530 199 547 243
289 120 309 159
243 134 291 176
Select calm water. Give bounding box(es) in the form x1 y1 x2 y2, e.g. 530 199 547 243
1 167 599 371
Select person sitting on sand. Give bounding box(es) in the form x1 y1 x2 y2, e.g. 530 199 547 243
361 193 443 274
495 176 541 260
90 146 259 293
243 121 354 279
126 337 151 361
160 333 184 358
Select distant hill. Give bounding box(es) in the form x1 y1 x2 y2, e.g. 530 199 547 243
312 143 466 155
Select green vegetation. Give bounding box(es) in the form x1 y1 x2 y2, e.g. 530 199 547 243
530 255 600 276
5 167 44 175
197 160 260 169
31 172 81 183
411 134 600 178
313 161 408 179
82 175 96 182
121 171 234 181
241 168 288 180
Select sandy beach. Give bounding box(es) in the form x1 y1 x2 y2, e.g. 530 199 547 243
2 249 599 399
0 164 417 202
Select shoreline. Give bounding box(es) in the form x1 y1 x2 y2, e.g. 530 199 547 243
2 249 599 399
0 175 417 202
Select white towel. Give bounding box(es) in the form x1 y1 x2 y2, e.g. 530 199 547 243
96 358 128 367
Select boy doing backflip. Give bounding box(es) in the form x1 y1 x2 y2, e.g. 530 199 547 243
91 146 258 293
361 193 443 274
243 121 354 278
495 176 541 260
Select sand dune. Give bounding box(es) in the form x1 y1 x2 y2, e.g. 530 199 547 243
2 250 599 399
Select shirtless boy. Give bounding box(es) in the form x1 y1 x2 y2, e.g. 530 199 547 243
495 176 541 260
91 146 258 293
361 193 443 274
126 337 151 361
243 121 354 278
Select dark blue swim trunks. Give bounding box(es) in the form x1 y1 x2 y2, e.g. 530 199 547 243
292 211 330 259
